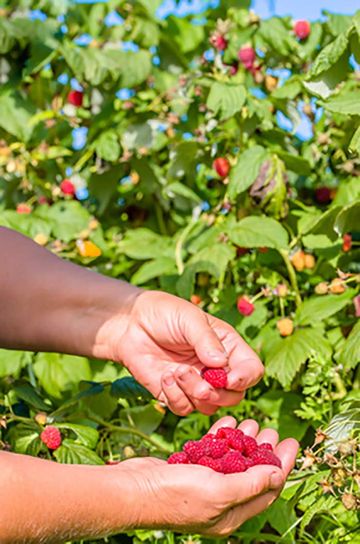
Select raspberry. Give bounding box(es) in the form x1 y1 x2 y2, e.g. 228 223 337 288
250 450 282 468
237 296 255 316
209 32 228 51
40 426 62 450
342 234 352 252
16 203 31 214
213 157 230 178
221 451 248 473
67 90 83 107
329 278 345 294
183 440 205 463
227 433 244 453
304 254 315 269
315 282 328 295
242 435 258 457
197 456 223 472
238 46 256 69
60 179 76 196
276 318 294 337
190 294 202 305
294 20 311 40
202 438 230 459
315 186 332 204
259 442 273 452
201 367 228 389
168 452 190 464
215 427 243 441
291 250 305 272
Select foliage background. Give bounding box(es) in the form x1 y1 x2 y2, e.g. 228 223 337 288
0 0 359 542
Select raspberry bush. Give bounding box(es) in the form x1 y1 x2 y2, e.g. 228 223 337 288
0 1 359 542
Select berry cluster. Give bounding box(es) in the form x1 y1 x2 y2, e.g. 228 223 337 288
168 427 281 473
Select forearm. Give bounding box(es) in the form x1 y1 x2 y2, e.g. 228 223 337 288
0 227 140 359
0 451 137 543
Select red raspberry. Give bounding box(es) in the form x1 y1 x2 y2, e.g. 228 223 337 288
202 438 230 459
201 367 228 389
294 20 311 40
183 440 205 463
221 451 248 473
198 456 223 472
60 179 76 196
237 296 255 316
213 157 231 178
242 435 258 456
250 450 282 468
168 452 190 464
40 426 62 450
238 46 256 69
315 186 332 204
258 442 273 452
67 90 83 107
342 234 352 252
215 427 243 441
228 433 244 453
209 32 228 51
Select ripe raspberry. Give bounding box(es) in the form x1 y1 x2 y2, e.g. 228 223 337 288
67 90 83 107
242 435 258 457
294 20 311 40
259 442 273 452
168 452 190 464
228 433 244 453
250 450 282 468
202 438 230 459
183 440 205 463
238 46 256 69
342 234 352 252
315 186 332 204
216 427 244 442
60 179 76 196
304 254 315 269
201 367 228 389
40 426 62 450
198 456 223 472
213 157 230 178
276 318 294 337
237 296 255 316
209 32 228 51
221 451 248 473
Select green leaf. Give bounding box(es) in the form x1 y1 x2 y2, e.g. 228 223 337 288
95 131 121 162
323 90 360 116
334 201 360 234
111 377 153 401
8 423 41 455
47 202 91 243
206 82 246 120
167 142 200 180
227 145 268 200
272 78 302 100
337 321 360 369
0 91 35 141
54 439 104 465
310 33 349 77
296 290 356 326
13 381 52 412
117 228 174 260
0 349 29 378
131 257 177 285
349 125 360 155
258 18 296 56
227 216 289 250
33 353 91 398
176 260 219 299
119 404 164 435
277 151 311 175
188 243 236 278
55 423 99 449
266 328 332 388
324 399 360 445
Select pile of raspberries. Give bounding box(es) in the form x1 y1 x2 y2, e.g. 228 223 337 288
168 427 281 473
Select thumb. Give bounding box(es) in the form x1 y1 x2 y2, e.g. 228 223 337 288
226 466 284 506
180 307 228 367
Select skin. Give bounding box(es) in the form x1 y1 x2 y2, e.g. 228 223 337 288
0 227 299 542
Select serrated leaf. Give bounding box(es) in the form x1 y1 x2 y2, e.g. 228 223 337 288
297 290 356 326
176 260 218 299
349 125 360 155
8 423 41 455
266 329 332 388
227 146 268 200
33 353 91 398
56 423 99 449
277 151 311 175
189 243 235 277
47 201 91 243
0 349 30 378
227 216 289 250
0 91 35 141
131 257 177 285
111 377 152 400
334 201 360 235
323 90 360 115
300 496 337 536
324 400 360 447
95 131 121 162
310 33 348 77
118 228 174 260
13 381 52 411
207 82 246 120
337 321 360 369
54 439 104 465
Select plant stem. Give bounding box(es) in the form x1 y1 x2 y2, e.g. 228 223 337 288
175 220 197 275
279 249 302 308
154 199 168 235
89 414 171 453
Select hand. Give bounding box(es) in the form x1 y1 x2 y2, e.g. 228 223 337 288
120 417 299 536
102 290 264 416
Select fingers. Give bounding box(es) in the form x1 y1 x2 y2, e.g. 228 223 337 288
208 416 237 434
160 372 195 416
237 419 259 437
224 465 284 506
275 438 299 475
256 428 279 448
180 309 228 368
226 356 264 391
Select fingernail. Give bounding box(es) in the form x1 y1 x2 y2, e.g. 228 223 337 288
270 471 284 489
178 369 191 380
164 373 175 386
